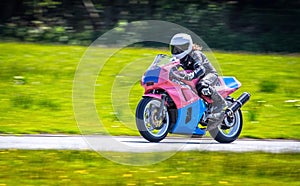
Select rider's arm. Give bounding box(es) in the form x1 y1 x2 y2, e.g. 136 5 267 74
181 63 205 81
193 51 218 76
177 51 218 81
181 51 209 80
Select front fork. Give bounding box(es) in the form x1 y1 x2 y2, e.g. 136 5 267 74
158 94 166 120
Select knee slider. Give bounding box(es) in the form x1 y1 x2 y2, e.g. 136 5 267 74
196 81 212 96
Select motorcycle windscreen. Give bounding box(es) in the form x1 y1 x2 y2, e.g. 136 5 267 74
170 100 206 135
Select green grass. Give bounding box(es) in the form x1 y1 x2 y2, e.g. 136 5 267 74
0 150 299 185
0 42 299 139
0 43 84 134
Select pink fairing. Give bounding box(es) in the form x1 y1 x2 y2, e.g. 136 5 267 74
142 61 200 109
142 58 241 109
216 77 241 97
143 94 162 100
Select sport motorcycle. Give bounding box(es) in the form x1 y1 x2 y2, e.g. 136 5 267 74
136 54 250 143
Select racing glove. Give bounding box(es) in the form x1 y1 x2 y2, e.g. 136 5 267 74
180 71 194 81
171 70 194 81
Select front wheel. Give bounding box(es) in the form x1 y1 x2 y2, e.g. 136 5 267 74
136 97 170 142
209 98 243 143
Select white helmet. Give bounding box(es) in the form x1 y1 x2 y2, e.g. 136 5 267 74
170 33 193 59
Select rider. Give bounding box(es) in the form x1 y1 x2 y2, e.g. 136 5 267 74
169 33 227 131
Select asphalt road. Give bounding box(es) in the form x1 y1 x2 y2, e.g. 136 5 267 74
0 135 299 153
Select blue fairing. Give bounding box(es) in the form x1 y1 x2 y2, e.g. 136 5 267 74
143 67 161 83
223 76 240 89
171 100 206 135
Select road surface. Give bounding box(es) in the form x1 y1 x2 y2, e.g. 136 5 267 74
0 135 299 153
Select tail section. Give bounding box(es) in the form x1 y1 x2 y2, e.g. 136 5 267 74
216 76 242 98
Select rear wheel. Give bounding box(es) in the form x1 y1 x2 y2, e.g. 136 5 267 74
209 98 243 143
136 97 170 142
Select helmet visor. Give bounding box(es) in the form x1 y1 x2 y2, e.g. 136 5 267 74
170 43 190 55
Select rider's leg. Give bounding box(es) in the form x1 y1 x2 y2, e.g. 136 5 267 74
206 87 227 131
196 73 227 131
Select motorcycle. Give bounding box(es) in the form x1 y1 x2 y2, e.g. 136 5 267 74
136 54 250 143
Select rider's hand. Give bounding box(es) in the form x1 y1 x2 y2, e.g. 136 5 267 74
182 72 194 81
178 71 194 81
171 70 194 81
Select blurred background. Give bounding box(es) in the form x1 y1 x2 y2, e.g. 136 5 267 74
0 0 299 53
0 1 299 185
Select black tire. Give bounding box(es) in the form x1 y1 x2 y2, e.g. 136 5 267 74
209 98 243 143
136 97 170 142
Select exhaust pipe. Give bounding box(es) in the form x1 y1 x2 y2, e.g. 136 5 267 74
225 92 251 117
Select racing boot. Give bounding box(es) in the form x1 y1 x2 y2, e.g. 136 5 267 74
206 86 228 131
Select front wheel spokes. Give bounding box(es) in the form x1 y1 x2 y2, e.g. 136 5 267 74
145 104 158 131
142 99 170 137
144 107 150 123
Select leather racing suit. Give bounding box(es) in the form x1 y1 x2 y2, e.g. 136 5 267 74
177 49 227 131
